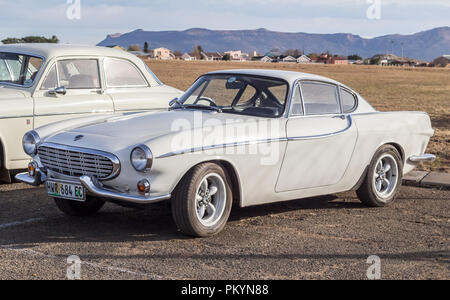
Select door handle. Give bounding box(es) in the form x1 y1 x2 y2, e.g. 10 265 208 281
333 115 346 120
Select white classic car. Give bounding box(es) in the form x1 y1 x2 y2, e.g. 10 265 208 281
16 69 435 237
0 44 182 181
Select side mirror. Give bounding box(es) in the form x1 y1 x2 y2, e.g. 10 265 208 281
48 86 67 96
169 97 181 107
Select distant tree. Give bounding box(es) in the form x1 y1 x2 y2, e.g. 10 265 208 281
348 54 362 61
222 54 231 61
173 50 183 57
128 44 141 52
283 49 302 57
143 42 149 53
2 35 59 44
370 57 381 65
307 53 319 59
192 45 204 59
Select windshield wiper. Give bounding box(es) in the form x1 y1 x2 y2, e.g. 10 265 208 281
171 104 223 113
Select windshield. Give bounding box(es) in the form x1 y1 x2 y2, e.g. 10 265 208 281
0 52 43 87
177 74 289 117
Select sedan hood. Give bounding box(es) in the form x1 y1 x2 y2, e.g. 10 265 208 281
44 110 270 154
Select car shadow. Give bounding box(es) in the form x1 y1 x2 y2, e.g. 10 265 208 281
0 192 366 248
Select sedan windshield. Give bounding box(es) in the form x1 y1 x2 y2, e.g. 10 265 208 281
0 52 43 86
176 74 289 117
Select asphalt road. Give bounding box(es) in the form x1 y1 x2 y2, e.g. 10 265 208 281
0 183 448 280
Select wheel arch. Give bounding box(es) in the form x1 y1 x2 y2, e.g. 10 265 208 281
385 142 405 164
173 159 243 207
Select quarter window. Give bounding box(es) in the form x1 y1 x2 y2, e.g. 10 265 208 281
290 85 303 116
341 88 357 113
41 64 58 90
104 58 147 87
300 82 340 115
57 59 101 89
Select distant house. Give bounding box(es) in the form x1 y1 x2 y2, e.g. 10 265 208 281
327 56 349 65
260 56 273 63
281 56 297 63
432 55 450 67
202 52 223 61
151 47 173 60
296 55 311 64
224 50 243 61
181 53 197 61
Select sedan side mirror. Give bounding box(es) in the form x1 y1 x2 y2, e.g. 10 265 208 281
49 86 67 96
169 97 181 107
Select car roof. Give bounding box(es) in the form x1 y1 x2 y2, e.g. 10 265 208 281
0 43 137 61
206 69 344 86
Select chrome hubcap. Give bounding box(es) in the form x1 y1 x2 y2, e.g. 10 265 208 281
373 154 399 201
195 173 226 227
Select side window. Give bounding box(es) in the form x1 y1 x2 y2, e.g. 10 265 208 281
41 65 58 90
104 58 147 87
341 88 357 113
301 82 340 115
57 59 100 89
290 85 303 116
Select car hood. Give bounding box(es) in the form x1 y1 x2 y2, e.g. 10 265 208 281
44 110 284 155
0 86 30 99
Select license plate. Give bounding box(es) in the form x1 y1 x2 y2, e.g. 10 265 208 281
46 181 85 202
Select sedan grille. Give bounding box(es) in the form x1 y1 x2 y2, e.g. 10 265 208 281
38 144 120 180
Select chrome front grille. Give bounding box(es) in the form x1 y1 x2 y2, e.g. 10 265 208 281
38 143 120 180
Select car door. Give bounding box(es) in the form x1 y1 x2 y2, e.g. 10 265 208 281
103 58 171 112
276 81 358 192
33 58 114 128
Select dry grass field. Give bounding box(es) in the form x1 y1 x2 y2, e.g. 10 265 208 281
147 60 450 173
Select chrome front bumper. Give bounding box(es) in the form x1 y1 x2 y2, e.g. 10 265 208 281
15 171 171 204
408 154 436 163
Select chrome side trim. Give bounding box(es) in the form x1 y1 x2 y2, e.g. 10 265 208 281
156 137 289 159
38 142 121 181
287 115 353 141
80 176 171 204
157 115 352 159
408 154 436 163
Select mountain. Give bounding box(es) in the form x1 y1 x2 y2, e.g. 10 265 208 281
97 27 450 61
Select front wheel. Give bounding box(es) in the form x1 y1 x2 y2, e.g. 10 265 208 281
54 196 105 216
357 145 403 207
171 163 233 237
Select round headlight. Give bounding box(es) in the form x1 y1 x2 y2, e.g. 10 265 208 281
130 145 153 172
23 131 40 156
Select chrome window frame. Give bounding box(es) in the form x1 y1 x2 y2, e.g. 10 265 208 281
55 58 103 91
0 51 46 88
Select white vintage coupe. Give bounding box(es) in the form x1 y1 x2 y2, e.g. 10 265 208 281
0 44 182 182
16 69 435 237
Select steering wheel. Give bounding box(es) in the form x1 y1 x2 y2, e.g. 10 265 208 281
194 97 217 107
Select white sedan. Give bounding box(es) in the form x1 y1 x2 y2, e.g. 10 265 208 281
17 69 435 237
0 44 182 182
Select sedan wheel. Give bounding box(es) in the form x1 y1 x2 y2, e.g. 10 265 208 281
357 145 403 207
171 163 233 237
195 173 227 227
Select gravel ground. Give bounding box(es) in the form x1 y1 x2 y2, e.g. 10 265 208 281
0 183 448 280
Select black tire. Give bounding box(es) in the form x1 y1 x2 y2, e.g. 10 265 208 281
357 145 403 207
54 196 105 216
171 163 233 237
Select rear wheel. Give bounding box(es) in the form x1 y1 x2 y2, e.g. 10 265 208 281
54 196 105 216
171 163 232 237
357 145 403 207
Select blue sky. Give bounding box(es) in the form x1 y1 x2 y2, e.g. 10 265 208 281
0 0 449 45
